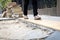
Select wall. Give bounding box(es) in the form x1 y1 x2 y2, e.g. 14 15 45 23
57 0 60 16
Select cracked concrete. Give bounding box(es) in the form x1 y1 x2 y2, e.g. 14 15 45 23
0 19 54 40
0 15 60 40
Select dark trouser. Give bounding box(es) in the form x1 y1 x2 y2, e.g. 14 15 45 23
23 0 38 16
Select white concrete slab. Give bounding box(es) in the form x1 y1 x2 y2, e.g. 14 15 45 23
20 15 60 30
0 20 53 40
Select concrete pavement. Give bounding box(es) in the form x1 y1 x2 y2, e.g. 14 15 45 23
0 15 60 40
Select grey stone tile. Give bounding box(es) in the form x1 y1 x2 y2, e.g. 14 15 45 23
46 31 60 40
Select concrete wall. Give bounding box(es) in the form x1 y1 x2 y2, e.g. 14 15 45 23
57 0 60 16
38 7 57 16
37 0 57 16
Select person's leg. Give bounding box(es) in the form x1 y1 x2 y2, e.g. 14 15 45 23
23 0 29 16
32 0 38 16
32 0 41 20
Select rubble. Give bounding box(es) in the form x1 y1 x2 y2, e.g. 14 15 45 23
1 2 23 18
0 19 54 40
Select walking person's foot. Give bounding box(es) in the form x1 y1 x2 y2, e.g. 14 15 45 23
23 15 28 19
34 15 41 20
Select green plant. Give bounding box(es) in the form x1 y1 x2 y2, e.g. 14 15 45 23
0 0 11 10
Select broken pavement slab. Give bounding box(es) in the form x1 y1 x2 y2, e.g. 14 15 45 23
19 18 60 31
0 19 54 40
0 15 60 40
0 18 15 21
